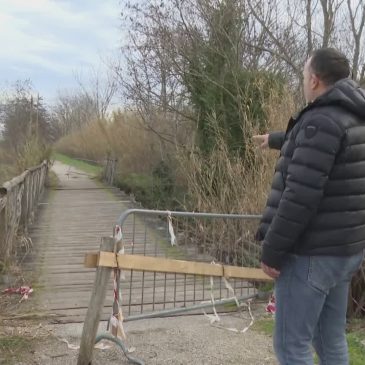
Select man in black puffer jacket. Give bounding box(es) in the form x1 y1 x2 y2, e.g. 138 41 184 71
254 48 365 365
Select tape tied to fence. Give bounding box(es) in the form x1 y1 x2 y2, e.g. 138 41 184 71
167 211 177 246
107 225 127 341
203 261 220 324
59 338 111 351
202 261 255 333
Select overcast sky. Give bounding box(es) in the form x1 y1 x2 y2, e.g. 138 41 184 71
0 0 122 104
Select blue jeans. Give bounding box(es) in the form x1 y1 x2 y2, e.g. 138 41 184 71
274 251 364 365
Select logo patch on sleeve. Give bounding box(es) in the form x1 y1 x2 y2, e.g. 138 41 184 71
305 125 318 139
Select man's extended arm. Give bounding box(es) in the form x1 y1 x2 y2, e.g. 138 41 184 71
268 131 286 150
253 131 285 150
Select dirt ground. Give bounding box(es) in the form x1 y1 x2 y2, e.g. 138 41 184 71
0 309 276 365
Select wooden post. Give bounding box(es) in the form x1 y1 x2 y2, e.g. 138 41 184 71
77 237 115 365
0 190 7 259
103 153 110 183
19 172 30 234
110 159 117 185
29 96 33 138
29 171 36 223
35 93 39 142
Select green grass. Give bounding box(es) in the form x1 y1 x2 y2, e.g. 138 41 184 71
257 282 275 293
348 318 365 338
253 318 365 365
347 333 365 365
116 173 154 207
52 152 102 176
252 317 275 336
0 336 35 364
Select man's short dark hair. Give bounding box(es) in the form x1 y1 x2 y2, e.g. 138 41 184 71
310 48 350 85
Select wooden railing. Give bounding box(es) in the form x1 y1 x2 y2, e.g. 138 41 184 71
0 160 49 261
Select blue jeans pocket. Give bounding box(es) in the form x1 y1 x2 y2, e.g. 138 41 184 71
308 251 364 295
308 256 336 294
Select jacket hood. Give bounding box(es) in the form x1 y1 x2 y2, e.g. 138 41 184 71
314 78 365 119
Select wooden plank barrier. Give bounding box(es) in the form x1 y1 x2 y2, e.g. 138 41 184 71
84 251 272 281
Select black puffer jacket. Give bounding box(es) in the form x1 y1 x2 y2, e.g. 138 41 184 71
257 79 365 269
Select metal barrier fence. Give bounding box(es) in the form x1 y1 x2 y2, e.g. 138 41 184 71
78 209 267 365
115 209 262 318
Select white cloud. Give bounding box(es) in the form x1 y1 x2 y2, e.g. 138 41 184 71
0 0 121 99
1 0 89 25
0 13 74 54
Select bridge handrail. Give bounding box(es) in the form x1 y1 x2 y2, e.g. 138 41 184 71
0 160 49 261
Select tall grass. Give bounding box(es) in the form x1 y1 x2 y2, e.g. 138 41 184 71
55 112 168 176
172 87 296 267
177 87 295 215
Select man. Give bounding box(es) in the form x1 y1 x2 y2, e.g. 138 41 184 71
254 48 365 365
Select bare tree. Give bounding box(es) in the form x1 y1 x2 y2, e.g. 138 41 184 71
319 0 344 47
346 0 365 80
75 61 119 120
116 0 365 149
52 60 119 139
0 81 51 152
52 92 98 137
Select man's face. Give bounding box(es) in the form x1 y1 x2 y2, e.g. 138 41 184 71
303 57 319 103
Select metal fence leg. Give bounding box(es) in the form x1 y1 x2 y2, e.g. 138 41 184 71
95 334 145 365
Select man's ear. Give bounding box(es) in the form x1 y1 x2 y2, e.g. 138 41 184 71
310 73 320 90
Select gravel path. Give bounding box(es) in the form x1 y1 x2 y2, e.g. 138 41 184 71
22 314 276 364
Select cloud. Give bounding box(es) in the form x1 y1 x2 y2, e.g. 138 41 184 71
0 0 121 100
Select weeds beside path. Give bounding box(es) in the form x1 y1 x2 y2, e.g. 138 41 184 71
253 317 365 365
52 152 102 176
